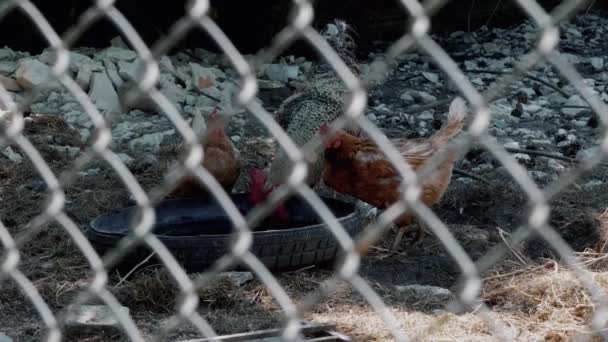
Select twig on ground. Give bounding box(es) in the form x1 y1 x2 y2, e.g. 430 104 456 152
113 252 157 288
453 168 492 185
402 98 455 115
504 147 608 167
465 69 571 98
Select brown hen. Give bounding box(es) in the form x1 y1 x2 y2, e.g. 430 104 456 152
168 108 240 198
320 97 467 252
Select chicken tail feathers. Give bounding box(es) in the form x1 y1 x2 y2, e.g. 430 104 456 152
433 97 467 144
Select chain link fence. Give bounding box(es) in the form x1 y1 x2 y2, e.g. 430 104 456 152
1 0 608 341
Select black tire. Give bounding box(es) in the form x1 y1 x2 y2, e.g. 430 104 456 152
87 194 362 272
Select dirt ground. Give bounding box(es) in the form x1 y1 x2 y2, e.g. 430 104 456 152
2 89 608 342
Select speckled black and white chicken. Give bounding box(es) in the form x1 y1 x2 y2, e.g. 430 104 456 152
267 19 362 189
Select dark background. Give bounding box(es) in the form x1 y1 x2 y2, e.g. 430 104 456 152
0 0 605 56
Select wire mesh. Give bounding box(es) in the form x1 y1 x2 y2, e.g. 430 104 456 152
1 0 607 341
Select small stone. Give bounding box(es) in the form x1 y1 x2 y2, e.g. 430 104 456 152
128 129 174 152
400 92 415 102
230 135 241 143
503 141 520 149
591 57 604 71
2 146 22 163
88 72 120 114
366 113 377 121
418 111 434 120
422 72 439 83
65 304 130 333
0 332 13 342
219 272 253 286
0 75 21 92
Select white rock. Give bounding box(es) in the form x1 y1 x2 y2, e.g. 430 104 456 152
422 72 439 83
98 47 137 62
128 129 174 152
2 147 22 163
0 75 21 92
523 104 542 114
0 333 12 342
264 64 299 83
562 95 588 116
15 59 58 91
65 304 130 333
503 141 520 149
591 57 604 72
88 72 120 113
418 111 434 120
230 135 241 143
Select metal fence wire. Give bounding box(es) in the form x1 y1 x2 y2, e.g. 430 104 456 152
1 0 608 341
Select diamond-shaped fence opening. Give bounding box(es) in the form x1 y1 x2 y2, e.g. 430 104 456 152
1 0 608 341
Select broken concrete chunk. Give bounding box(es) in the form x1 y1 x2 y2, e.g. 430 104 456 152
15 59 59 91
2 147 22 163
98 46 137 63
264 64 299 83
128 129 174 152
0 75 21 92
110 36 129 49
65 304 130 333
190 63 219 91
75 65 92 91
88 71 120 114
117 60 141 82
